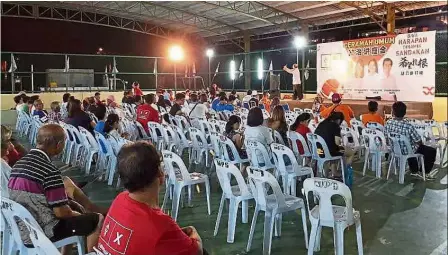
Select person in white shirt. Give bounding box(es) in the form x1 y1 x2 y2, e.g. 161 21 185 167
363 59 381 91
380 58 397 101
188 93 209 119
283 64 302 100
242 90 253 104
244 107 274 151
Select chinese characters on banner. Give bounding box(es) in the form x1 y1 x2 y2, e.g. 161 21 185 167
316 31 436 102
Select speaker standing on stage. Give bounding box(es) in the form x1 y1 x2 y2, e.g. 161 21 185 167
283 64 302 100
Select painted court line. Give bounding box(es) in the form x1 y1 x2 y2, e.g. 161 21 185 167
364 179 393 197
395 183 415 197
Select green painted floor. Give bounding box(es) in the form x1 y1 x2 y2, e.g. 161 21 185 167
4 109 447 255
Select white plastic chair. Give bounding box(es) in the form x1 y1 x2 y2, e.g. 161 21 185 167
161 123 177 152
340 127 364 156
22 220 61 255
361 128 389 178
78 127 99 175
171 125 192 158
133 121 152 141
219 134 250 171
307 133 345 183
161 151 211 222
288 131 312 166
366 122 384 132
209 131 224 160
214 159 253 243
65 124 86 167
175 115 191 130
271 143 313 196
303 178 363 255
188 127 212 167
414 124 444 164
246 167 309 255
387 133 425 184
245 140 275 171
147 121 164 151
304 108 313 114
1 197 85 255
294 108 303 115
95 132 118 186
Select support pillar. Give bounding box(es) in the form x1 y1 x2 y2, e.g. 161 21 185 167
244 33 251 90
387 4 396 34
300 24 309 95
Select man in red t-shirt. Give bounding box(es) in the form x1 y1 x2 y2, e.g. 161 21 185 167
97 142 204 255
136 94 160 133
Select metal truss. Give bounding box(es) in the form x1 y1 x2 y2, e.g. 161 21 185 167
0 2 179 40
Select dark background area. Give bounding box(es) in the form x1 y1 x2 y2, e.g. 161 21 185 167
1 13 447 93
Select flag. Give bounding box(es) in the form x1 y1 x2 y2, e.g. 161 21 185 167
239 60 243 78
213 62 220 78
269 60 273 75
192 62 196 77
153 63 157 74
64 55 70 72
185 63 188 78
112 58 118 73
8 54 17 73
304 60 310 80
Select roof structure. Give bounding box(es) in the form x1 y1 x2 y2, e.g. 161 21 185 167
2 1 446 45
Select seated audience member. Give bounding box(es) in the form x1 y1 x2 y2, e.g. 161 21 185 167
290 113 312 154
216 96 235 112
134 95 143 106
169 93 186 117
94 92 103 106
189 93 209 119
270 97 280 110
137 94 160 133
14 94 27 112
65 99 96 134
200 93 211 108
361 101 385 127
106 95 118 108
320 93 354 127
86 97 98 114
132 81 143 96
185 89 191 102
32 99 49 122
1 125 26 167
1 137 11 196
260 92 271 112
248 90 259 108
211 91 226 111
97 142 204 255
314 112 355 179
82 97 90 110
8 124 104 253
244 107 273 149
224 115 247 159
312 96 326 114
28 95 40 114
94 104 107 135
228 95 237 107
242 90 252 104
385 101 436 179
210 83 218 99
267 105 288 145
157 95 169 112
61 93 71 120
48 101 62 123
104 114 129 140
122 90 135 104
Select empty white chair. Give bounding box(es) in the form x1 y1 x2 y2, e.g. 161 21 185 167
303 178 363 255
214 159 253 243
246 167 309 255
293 108 303 115
147 121 164 151
95 132 118 186
304 108 313 114
133 121 152 141
340 127 364 156
78 127 100 175
65 124 86 167
161 151 211 222
307 133 345 183
271 143 313 196
188 127 212 167
161 123 177 152
175 115 191 130
1 197 85 255
208 119 223 133
387 133 426 184
288 131 312 166
245 140 275 171
209 131 224 160
361 128 389 178
22 220 61 255
172 125 192 158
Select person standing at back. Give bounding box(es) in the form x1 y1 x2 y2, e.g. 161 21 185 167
283 64 302 100
361 101 384 126
320 93 355 127
384 101 436 179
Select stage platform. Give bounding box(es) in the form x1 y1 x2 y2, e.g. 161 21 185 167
280 99 433 120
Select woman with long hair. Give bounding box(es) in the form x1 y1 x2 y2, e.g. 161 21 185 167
65 99 96 133
290 113 312 155
224 115 245 152
103 113 129 140
268 105 288 145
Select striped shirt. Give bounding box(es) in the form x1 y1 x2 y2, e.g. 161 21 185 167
8 149 68 241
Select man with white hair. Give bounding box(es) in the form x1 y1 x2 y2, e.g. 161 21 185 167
283 63 302 100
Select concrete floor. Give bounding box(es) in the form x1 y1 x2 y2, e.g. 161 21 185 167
3 110 447 255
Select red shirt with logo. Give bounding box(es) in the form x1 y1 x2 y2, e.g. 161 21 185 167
136 104 160 132
97 191 199 255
